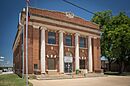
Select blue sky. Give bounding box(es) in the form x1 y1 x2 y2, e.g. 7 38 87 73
0 0 130 67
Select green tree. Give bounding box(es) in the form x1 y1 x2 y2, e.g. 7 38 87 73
91 10 114 71
91 11 130 73
108 12 130 73
91 10 112 28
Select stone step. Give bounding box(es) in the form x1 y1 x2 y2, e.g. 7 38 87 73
35 73 105 80
47 70 58 75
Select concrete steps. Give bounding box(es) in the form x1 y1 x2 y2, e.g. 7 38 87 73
35 73 105 80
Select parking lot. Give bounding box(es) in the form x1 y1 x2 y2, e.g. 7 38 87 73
29 76 130 86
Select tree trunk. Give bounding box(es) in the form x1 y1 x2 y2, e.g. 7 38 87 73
121 62 125 72
108 59 111 71
124 63 127 72
119 61 124 74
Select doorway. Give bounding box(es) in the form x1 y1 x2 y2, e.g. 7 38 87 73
64 63 72 73
64 52 73 73
48 58 56 70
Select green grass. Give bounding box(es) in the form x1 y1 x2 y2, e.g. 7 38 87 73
104 71 130 76
104 71 120 75
0 74 33 86
119 72 130 76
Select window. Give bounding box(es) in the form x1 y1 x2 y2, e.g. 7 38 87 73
80 60 85 69
48 58 56 70
79 37 86 47
65 35 72 46
48 32 56 44
34 64 38 69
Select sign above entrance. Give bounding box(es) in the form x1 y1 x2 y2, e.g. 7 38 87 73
64 56 73 63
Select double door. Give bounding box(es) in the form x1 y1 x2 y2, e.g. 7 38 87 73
64 63 72 73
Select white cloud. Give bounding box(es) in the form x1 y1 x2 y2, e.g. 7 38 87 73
0 56 5 59
0 59 4 61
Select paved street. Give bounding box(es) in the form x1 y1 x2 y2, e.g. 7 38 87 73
29 76 130 86
0 71 13 75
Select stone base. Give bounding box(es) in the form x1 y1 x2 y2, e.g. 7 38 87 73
47 70 58 75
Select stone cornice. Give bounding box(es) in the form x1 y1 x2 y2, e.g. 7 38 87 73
29 15 100 34
28 21 100 38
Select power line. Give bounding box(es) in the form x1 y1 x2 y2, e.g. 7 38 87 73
62 0 95 14
62 0 101 17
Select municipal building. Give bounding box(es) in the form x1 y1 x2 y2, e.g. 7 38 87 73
13 7 101 75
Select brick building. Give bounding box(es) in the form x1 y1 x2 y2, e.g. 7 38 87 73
13 7 101 75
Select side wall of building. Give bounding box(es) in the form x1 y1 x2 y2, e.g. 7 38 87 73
23 25 41 74
92 38 101 72
13 31 23 76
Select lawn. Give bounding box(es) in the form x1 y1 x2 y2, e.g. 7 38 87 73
0 74 33 86
104 71 130 76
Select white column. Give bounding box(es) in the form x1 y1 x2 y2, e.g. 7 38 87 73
75 33 80 70
40 27 47 74
59 31 64 73
88 36 93 72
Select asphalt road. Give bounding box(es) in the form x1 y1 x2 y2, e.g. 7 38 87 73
29 76 130 86
0 71 13 75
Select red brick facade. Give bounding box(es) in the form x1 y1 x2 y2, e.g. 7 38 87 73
13 7 101 75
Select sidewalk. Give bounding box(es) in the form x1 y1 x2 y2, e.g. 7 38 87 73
29 76 130 86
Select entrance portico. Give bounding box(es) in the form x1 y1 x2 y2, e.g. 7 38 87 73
40 26 95 74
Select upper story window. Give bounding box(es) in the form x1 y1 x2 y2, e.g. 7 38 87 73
48 32 56 44
65 35 72 46
79 37 86 48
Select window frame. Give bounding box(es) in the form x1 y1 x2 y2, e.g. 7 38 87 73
79 37 86 48
34 64 38 69
48 32 56 44
65 34 72 46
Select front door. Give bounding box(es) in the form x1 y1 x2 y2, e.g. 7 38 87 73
64 56 73 73
64 63 72 73
48 58 56 70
